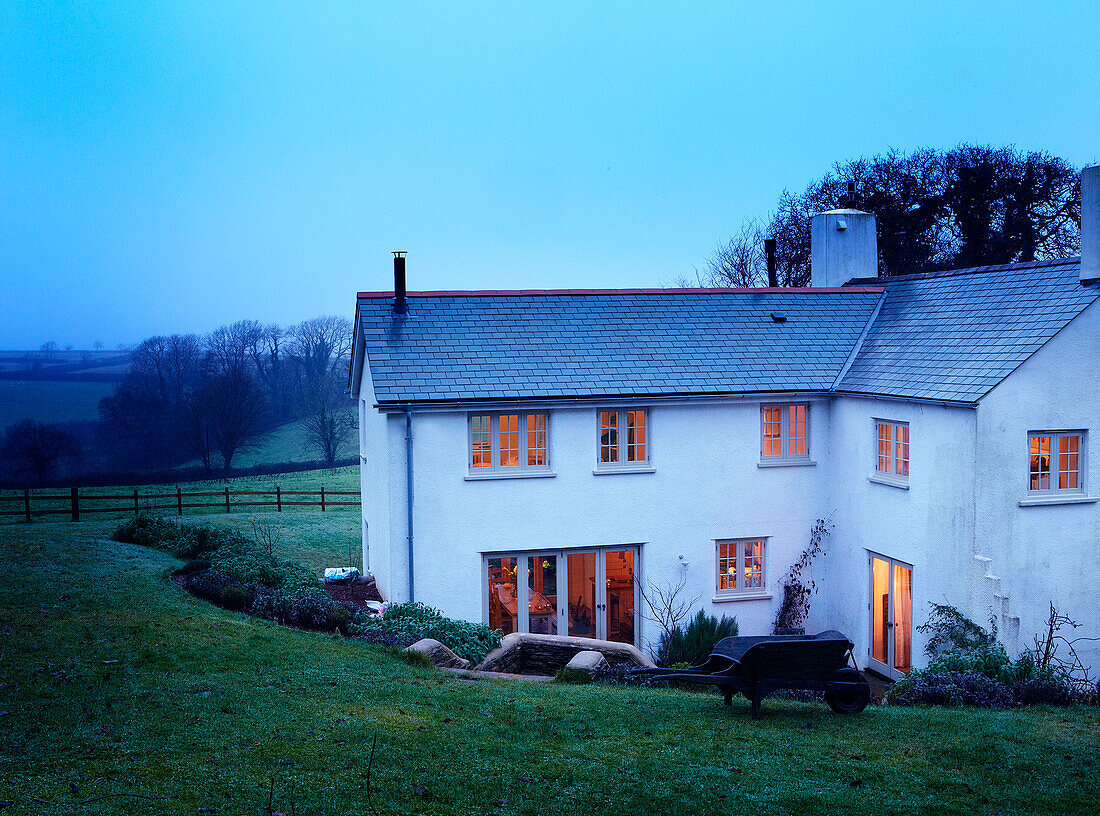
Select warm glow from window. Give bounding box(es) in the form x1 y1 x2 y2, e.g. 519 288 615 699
876 421 909 479
499 414 519 467
762 407 782 456
626 410 646 462
527 413 547 466
1030 432 1084 494
762 404 808 459
471 415 491 468
599 411 619 463
717 538 765 594
470 413 548 473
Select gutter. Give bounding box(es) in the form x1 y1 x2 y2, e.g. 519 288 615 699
405 409 415 602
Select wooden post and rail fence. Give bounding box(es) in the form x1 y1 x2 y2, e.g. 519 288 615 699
0 485 358 523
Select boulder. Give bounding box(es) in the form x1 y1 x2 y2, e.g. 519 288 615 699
478 633 655 676
405 638 471 670
564 650 609 676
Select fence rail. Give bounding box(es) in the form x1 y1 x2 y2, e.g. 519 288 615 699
0 485 359 523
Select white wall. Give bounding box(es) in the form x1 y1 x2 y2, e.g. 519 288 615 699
975 301 1100 670
820 397 977 667
375 399 830 655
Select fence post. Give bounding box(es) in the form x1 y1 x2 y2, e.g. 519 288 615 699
320 485 326 512
133 488 140 516
276 486 282 512
70 487 79 522
177 486 183 517
225 487 231 513
23 488 31 523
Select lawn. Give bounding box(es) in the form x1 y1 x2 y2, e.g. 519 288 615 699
0 520 1097 816
0 466 360 533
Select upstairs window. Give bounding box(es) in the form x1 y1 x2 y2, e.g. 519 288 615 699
469 413 550 473
716 538 766 596
1028 431 1085 494
875 420 910 481
760 404 809 461
597 409 649 468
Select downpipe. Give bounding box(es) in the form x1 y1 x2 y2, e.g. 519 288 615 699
405 409 415 602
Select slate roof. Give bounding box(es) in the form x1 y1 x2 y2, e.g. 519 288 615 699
839 258 1098 402
355 288 884 404
354 259 1098 406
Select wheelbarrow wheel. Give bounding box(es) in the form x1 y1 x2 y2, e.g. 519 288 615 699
825 668 871 714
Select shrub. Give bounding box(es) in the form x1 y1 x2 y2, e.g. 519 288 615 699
889 671 1016 708
349 602 502 665
1012 677 1077 706
918 602 998 656
657 610 738 667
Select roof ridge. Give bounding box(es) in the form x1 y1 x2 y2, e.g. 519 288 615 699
847 256 1080 285
357 286 884 299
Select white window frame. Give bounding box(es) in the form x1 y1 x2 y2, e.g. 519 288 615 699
595 408 652 472
872 418 910 487
758 403 811 464
466 412 551 476
1026 430 1087 497
714 537 768 599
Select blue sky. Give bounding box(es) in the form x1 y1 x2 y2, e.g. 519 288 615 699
1 1 1097 348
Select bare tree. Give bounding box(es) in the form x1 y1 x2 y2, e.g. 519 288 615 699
199 367 269 472
701 219 767 287
289 317 354 465
635 568 700 658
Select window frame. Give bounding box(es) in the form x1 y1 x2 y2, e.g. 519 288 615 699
714 537 768 599
595 408 652 471
873 419 910 485
1026 430 1086 497
467 411 552 475
759 403 811 463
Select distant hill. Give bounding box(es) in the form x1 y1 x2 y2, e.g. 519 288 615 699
0 349 132 382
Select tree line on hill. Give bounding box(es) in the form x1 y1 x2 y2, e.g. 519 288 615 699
698 144 1082 287
1 317 354 485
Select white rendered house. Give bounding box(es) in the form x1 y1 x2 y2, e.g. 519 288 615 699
351 166 1100 677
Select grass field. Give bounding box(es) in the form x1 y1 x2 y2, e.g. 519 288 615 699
0 380 116 429
0 519 1097 815
0 465 360 529
228 408 357 469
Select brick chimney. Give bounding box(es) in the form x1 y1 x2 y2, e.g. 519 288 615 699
1082 164 1099 283
810 209 878 287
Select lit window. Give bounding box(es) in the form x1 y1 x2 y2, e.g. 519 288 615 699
597 409 650 468
469 413 550 474
760 404 810 460
1028 431 1085 494
875 420 910 481
716 538 767 596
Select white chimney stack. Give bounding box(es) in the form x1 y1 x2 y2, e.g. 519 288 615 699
1082 164 1100 283
810 209 878 287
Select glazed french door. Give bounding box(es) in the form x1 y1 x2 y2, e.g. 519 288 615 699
485 546 638 646
868 553 913 678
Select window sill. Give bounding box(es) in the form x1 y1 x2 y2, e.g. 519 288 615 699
592 466 656 476
868 474 910 490
757 459 816 468
712 593 772 603
464 471 557 481
1018 495 1097 507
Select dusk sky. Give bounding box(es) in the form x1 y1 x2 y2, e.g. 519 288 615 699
2 2 1098 349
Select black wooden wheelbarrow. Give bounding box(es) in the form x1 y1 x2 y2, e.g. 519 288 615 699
632 630 871 719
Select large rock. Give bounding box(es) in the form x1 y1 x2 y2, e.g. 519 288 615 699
405 638 471 670
564 650 609 676
478 633 655 676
